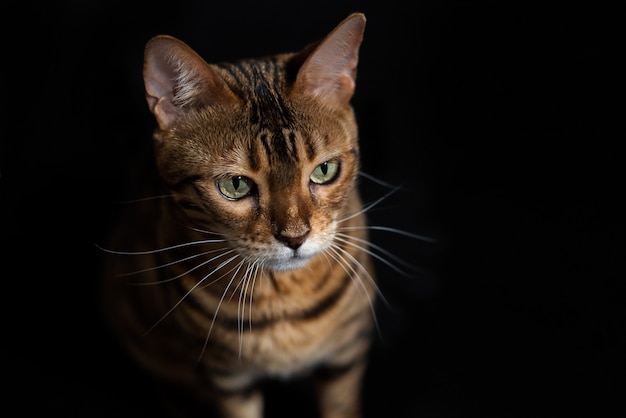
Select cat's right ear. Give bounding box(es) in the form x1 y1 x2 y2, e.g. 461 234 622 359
143 35 239 130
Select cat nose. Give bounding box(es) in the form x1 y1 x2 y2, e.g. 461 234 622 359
275 229 310 250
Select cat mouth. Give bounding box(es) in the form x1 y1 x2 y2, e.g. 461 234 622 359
266 253 312 271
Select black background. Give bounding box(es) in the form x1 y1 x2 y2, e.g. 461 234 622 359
1 1 623 416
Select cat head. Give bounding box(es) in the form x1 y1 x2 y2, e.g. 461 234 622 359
142 13 366 271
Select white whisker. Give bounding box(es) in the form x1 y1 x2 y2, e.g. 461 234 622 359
338 225 438 243
338 183 404 224
329 243 389 309
198 261 242 291
358 171 404 190
130 249 236 285
145 253 240 336
238 262 255 356
198 258 248 364
186 226 228 238
95 238 227 256
115 194 173 204
335 233 418 277
325 245 384 339
119 248 231 281
248 260 263 333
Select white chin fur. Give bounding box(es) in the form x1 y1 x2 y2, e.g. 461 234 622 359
266 256 312 272
263 238 329 271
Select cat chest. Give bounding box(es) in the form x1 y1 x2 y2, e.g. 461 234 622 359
205 284 371 377
220 319 357 379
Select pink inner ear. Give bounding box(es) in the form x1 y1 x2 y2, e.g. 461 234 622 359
143 37 187 130
293 13 365 108
142 35 240 130
151 97 180 131
144 52 181 130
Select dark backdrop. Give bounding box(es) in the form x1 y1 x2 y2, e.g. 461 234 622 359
1 1 623 416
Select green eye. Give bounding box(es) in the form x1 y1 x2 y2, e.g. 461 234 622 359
217 176 254 200
310 161 340 185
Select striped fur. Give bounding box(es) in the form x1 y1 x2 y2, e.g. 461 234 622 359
102 13 373 418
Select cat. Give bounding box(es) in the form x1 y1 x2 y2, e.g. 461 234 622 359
101 12 380 418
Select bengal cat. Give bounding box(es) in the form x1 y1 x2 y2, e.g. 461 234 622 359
101 12 382 418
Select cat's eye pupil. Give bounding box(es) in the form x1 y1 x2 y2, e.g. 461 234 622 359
310 160 339 185
217 175 253 200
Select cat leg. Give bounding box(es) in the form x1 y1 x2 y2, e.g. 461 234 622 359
213 390 263 418
314 360 367 418
209 374 263 418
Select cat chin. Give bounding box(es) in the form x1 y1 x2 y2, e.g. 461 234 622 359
266 256 312 272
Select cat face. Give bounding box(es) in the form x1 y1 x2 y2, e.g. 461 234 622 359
143 15 365 272
154 93 360 271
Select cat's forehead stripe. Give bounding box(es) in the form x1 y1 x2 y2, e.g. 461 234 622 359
220 59 305 167
219 59 320 169
247 139 260 171
219 59 293 127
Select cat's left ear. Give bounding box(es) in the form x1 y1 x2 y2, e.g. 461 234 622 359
292 13 366 109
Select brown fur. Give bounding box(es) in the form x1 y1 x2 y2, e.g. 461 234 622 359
101 13 375 418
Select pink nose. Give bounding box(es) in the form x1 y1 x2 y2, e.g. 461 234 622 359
275 230 310 250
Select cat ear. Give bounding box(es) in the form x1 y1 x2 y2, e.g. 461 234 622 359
143 35 238 130
292 13 366 108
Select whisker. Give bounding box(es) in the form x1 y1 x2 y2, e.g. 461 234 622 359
238 261 256 356
144 253 240 336
198 261 242 291
197 258 248 364
128 249 237 285
227 258 251 303
338 225 438 244
116 248 227 279
325 245 385 339
114 194 173 204
358 171 404 190
186 226 228 238
337 183 404 224
334 233 417 277
95 238 227 256
329 243 390 309
248 260 263 333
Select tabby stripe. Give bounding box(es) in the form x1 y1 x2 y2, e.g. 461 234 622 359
304 133 316 161
247 140 259 171
220 59 301 165
217 63 246 100
203 326 370 381
259 133 272 163
287 131 298 161
175 267 353 332
227 272 352 330
257 58 294 128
